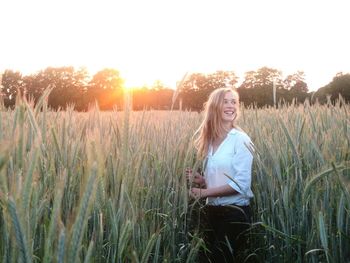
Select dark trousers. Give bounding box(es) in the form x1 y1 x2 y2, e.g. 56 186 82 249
198 204 251 263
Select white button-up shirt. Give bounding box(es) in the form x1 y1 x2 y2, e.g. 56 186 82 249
205 128 254 206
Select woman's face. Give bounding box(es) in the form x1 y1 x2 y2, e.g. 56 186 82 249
220 91 238 125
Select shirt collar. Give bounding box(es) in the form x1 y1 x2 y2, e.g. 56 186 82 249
228 128 238 135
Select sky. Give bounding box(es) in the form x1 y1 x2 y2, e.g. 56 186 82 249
0 0 349 91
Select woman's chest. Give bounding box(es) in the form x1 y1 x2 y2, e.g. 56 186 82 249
207 141 236 171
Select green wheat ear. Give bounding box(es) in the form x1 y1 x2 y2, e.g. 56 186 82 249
7 197 32 263
68 164 97 263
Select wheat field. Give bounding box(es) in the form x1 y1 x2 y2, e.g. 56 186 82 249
0 94 349 262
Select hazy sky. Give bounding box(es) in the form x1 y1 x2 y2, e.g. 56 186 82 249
1 0 349 91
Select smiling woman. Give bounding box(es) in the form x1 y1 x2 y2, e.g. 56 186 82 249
187 87 254 262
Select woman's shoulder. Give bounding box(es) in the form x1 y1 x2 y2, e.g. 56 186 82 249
229 127 251 142
229 128 254 152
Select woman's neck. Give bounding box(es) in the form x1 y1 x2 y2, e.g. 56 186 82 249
221 123 233 134
216 126 231 139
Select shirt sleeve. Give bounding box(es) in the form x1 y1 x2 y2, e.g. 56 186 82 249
227 134 253 196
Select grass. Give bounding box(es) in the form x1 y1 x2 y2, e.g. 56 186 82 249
0 95 349 262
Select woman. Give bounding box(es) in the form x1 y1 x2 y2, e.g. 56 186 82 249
187 87 254 262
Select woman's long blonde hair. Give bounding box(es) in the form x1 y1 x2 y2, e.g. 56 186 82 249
194 87 240 159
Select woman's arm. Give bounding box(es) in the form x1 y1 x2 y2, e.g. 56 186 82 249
190 185 238 199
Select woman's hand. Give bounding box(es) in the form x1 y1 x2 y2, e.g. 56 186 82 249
185 168 206 188
189 187 207 199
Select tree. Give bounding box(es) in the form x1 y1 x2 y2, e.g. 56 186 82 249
284 71 308 92
238 68 313 107
1 70 25 108
23 66 89 110
314 72 350 103
179 70 238 111
281 71 309 103
87 68 124 110
238 67 283 107
239 70 255 89
240 67 283 89
132 82 174 111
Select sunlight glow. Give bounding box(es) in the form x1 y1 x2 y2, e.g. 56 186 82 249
0 0 349 91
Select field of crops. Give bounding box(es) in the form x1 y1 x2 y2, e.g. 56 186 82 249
0 94 349 262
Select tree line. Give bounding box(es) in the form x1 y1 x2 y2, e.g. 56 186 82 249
1 66 349 111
